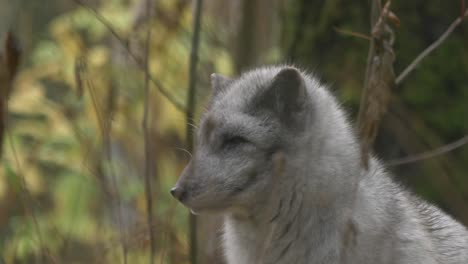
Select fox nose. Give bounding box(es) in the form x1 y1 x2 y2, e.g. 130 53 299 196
170 187 186 201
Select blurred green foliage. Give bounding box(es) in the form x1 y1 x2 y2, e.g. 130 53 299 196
1 0 233 262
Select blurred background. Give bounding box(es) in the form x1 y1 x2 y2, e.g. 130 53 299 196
0 0 467 263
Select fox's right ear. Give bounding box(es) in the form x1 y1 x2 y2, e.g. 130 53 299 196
255 67 306 123
210 73 233 97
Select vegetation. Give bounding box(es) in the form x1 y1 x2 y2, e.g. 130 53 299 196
0 0 466 263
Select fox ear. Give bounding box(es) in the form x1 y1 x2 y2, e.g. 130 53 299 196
258 67 306 119
210 73 233 96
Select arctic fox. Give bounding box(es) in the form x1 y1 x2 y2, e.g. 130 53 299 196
171 66 468 264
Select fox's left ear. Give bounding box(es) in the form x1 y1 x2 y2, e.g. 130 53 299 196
257 67 306 120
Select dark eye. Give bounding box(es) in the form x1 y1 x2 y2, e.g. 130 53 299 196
222 135 248 148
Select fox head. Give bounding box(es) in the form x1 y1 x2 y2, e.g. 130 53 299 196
171 66 360 214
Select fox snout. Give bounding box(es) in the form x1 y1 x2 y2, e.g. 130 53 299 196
171 160 193 204
170 186 187 202
171 159 227 213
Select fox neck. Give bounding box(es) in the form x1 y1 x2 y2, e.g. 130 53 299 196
224 172 349 263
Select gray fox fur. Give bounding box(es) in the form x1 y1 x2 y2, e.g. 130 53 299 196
171 65 468 264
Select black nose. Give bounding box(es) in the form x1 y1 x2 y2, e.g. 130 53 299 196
170 187 186 201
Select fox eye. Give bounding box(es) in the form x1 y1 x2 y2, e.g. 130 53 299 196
222 135 248 148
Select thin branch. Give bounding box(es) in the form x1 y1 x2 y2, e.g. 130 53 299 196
387 134 468 166
142 0 156 263
102 100 128 264
1 32 55 262
357 0 396 169
186 0 204 263
77 56 128 263
72 0 185 111
395 9 468 85
334 27 371 41
357 0 382 168
7 132 55 263
1 31 21 158
79 59 106 139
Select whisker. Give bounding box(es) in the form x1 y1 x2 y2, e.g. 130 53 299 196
187 122 199 130
175 147 193 158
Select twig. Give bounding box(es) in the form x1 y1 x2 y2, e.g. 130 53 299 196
357 0 382 168
72 0 185 111
0 31 21 158
387 134 468 166
142 0 156 263
78 58 106 138
102 97 128 264
77 56 128 263
395 9 468 85
7 132 55 263
186 0 204 263
357 0 396 169
334 27 371 41
1 32 54 262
